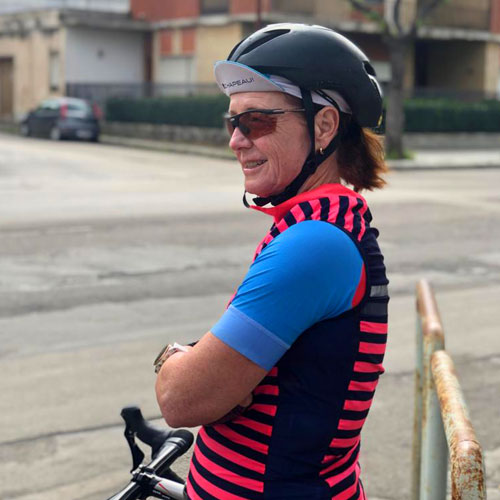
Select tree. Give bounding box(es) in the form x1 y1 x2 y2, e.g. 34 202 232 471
347 0 445 158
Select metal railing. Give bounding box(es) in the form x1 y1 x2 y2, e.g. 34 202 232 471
412 279 486 500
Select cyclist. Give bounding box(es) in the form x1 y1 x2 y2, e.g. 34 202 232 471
155 23 389 499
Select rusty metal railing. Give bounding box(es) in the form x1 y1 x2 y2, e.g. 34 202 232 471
412 279 486 500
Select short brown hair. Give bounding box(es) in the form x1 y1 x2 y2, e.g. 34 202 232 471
336 114 387 192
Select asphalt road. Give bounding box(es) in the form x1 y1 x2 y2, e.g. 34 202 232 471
0 133 499 500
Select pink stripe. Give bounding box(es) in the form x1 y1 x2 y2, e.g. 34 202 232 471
348 379 378 392
214 424 269 455
325 460 357 487
321 445 359 476
329 435 360 448
193 446 264 492
343 399 373 411
353 361 385 373
267 367 278 377
199 427 265 474
233 415 273 436
360 321 388 334
359 342 386 355
253 384 279 396
326 196 340 223
309 198 322 220
189 459 251 499
185 478 204 500
337 418 365 431
251 404 277 416
290 204 306 223
332 463 361 499
321 454 341 464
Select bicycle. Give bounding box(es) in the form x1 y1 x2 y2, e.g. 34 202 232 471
107 406 194 500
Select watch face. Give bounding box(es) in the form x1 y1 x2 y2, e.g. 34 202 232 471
154 343 171 368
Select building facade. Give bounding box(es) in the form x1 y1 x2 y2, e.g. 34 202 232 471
0 7 148 118
132 0 500 98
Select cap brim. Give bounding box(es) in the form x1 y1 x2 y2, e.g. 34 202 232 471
214 61 285 95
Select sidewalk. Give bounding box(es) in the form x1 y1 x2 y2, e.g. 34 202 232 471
101 134 500 170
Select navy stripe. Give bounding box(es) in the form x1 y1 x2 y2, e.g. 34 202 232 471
284 211 297 227
196 435 264 481
357 352 385 365
351 198 364 240
191 452 262 499
346 482 362 500
329 468 357 497
360 301 388 316
320 197 330 221
347 390 374 401
253 394 279 406
204 427 268 463
351 371 380 382
270 226 280 238
226 421 271 445
187 471 219 500
341 409 370 421
322 443 360 478
360 332 387 344
335 195 349 228
299 201 314 219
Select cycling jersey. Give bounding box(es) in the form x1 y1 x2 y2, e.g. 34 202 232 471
186 183 389 499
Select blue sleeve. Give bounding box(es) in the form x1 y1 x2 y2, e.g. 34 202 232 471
211 220 364 370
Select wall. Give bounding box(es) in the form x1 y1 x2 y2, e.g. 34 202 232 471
427 41 491 91
65 26 144 84
131 0 199 21
195 23 242 83
0 10 65 117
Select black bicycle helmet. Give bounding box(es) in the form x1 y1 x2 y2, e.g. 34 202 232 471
217 23 383 206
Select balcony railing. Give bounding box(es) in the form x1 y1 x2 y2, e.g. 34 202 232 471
0 0 129 14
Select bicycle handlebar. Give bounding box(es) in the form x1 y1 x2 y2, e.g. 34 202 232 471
107 406 194 500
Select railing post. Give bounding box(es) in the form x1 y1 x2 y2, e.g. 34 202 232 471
411 312 423 500
415 280 448 500
431 351 486 500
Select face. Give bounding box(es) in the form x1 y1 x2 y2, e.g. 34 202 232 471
228 92 310 198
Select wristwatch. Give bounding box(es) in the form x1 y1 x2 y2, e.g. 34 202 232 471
153 342 188 374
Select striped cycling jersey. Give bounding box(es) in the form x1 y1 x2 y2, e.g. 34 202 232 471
186 184 389 499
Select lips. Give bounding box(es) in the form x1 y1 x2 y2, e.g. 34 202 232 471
243 159 267 169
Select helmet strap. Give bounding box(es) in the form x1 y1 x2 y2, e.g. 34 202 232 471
250 88 340 207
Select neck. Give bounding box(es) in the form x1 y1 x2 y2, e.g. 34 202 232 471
298 154 340 195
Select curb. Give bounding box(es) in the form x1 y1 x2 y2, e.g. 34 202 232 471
102 135 500 171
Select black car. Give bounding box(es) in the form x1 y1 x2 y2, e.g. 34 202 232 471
20 97 101 142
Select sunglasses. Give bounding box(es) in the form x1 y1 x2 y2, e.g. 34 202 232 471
224 108 305 141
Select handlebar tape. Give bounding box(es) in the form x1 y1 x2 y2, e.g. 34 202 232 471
121 406 194 459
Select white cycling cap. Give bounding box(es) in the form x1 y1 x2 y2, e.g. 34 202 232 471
214 60 351 114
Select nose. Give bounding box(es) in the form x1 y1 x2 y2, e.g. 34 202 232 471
229 126 252 152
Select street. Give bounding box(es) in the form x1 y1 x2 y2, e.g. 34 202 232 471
0 132 499 500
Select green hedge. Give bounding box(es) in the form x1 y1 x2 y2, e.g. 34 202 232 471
404 98 500 132
106 95 229 128
106 95 500 132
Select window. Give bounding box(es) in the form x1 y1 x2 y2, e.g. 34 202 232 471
200 0 228 14
49 50 60 92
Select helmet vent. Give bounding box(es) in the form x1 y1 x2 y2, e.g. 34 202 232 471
363 61 376 77
238 29 290 57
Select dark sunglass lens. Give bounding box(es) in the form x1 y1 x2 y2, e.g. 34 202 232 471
240 112 277 140
225 116 236 136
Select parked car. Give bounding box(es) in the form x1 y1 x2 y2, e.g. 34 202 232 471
20 97 102 142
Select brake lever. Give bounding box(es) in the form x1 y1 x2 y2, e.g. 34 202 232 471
124 423 145 472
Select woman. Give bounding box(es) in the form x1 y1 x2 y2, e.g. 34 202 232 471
155 23 389 499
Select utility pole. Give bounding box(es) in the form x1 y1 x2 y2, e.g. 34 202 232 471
255 0 262 30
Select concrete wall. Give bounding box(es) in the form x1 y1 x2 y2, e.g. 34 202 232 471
195 23 242 83
65 26 144 84
427 41 497 91
0 10 65 117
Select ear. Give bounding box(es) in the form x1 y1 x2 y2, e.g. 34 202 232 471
314 106 340 150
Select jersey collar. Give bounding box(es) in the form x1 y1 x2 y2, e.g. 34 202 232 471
250 184 366 223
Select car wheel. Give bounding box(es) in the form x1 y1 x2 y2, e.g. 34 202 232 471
50 126 61 141
20 123 31 137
